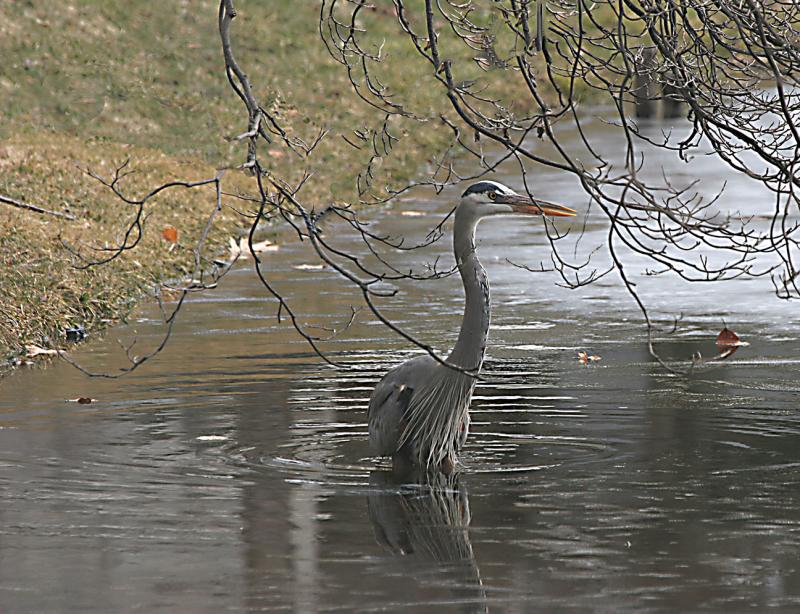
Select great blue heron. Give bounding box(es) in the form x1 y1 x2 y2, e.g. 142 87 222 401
368 180 576 472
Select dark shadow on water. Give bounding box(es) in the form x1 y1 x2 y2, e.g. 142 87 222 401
368 470 488 613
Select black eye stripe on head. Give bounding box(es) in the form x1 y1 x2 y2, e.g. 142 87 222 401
461 181 516 198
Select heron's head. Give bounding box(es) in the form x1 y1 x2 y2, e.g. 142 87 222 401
459 180 576 219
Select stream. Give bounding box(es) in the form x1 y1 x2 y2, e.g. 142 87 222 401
2 112 800 612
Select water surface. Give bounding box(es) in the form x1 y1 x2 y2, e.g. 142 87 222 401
2 115 800 612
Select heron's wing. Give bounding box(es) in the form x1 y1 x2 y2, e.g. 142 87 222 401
368 355 436 457
368 375 414 457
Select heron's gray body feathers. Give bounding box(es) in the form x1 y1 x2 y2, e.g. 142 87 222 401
368 355 474 467
368 354 437 457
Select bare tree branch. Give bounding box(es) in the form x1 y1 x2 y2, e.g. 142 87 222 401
61 0 800 376
1 193 76 220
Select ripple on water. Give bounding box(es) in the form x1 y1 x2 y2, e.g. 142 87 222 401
222 435 608 485
205 360 619 485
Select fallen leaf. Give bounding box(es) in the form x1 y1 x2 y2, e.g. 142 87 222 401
715 326 749 359
159 287 183 302
162 226 178 243
66 397 96 404
228 237 241 259
196 435 228 442
716 326 747 348
577 351 602 366
25 344 59 358
253 240 279 253
228 237 278 260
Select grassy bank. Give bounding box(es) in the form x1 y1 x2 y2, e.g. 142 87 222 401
0 1 563 369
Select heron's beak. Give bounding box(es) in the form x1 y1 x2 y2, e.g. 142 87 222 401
503 194 576 217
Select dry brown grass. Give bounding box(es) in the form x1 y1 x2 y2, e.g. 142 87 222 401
0 134 247 363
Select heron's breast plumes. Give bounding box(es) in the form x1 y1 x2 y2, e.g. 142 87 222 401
398 366 476 468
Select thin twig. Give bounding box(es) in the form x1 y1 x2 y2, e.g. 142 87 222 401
1 193 76 220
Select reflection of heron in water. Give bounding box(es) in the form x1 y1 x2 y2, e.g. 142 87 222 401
368 470 488 613
369 181 575 472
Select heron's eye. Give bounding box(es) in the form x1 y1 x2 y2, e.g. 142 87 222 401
488 191 497 201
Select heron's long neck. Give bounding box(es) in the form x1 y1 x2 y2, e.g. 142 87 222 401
447 209 490 371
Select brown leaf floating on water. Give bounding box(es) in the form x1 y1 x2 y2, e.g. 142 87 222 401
66 397 96 404
577 351 602 366
715 326 749 360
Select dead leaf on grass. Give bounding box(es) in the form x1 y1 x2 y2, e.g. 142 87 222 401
162 226 178 243
25 345 59 358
